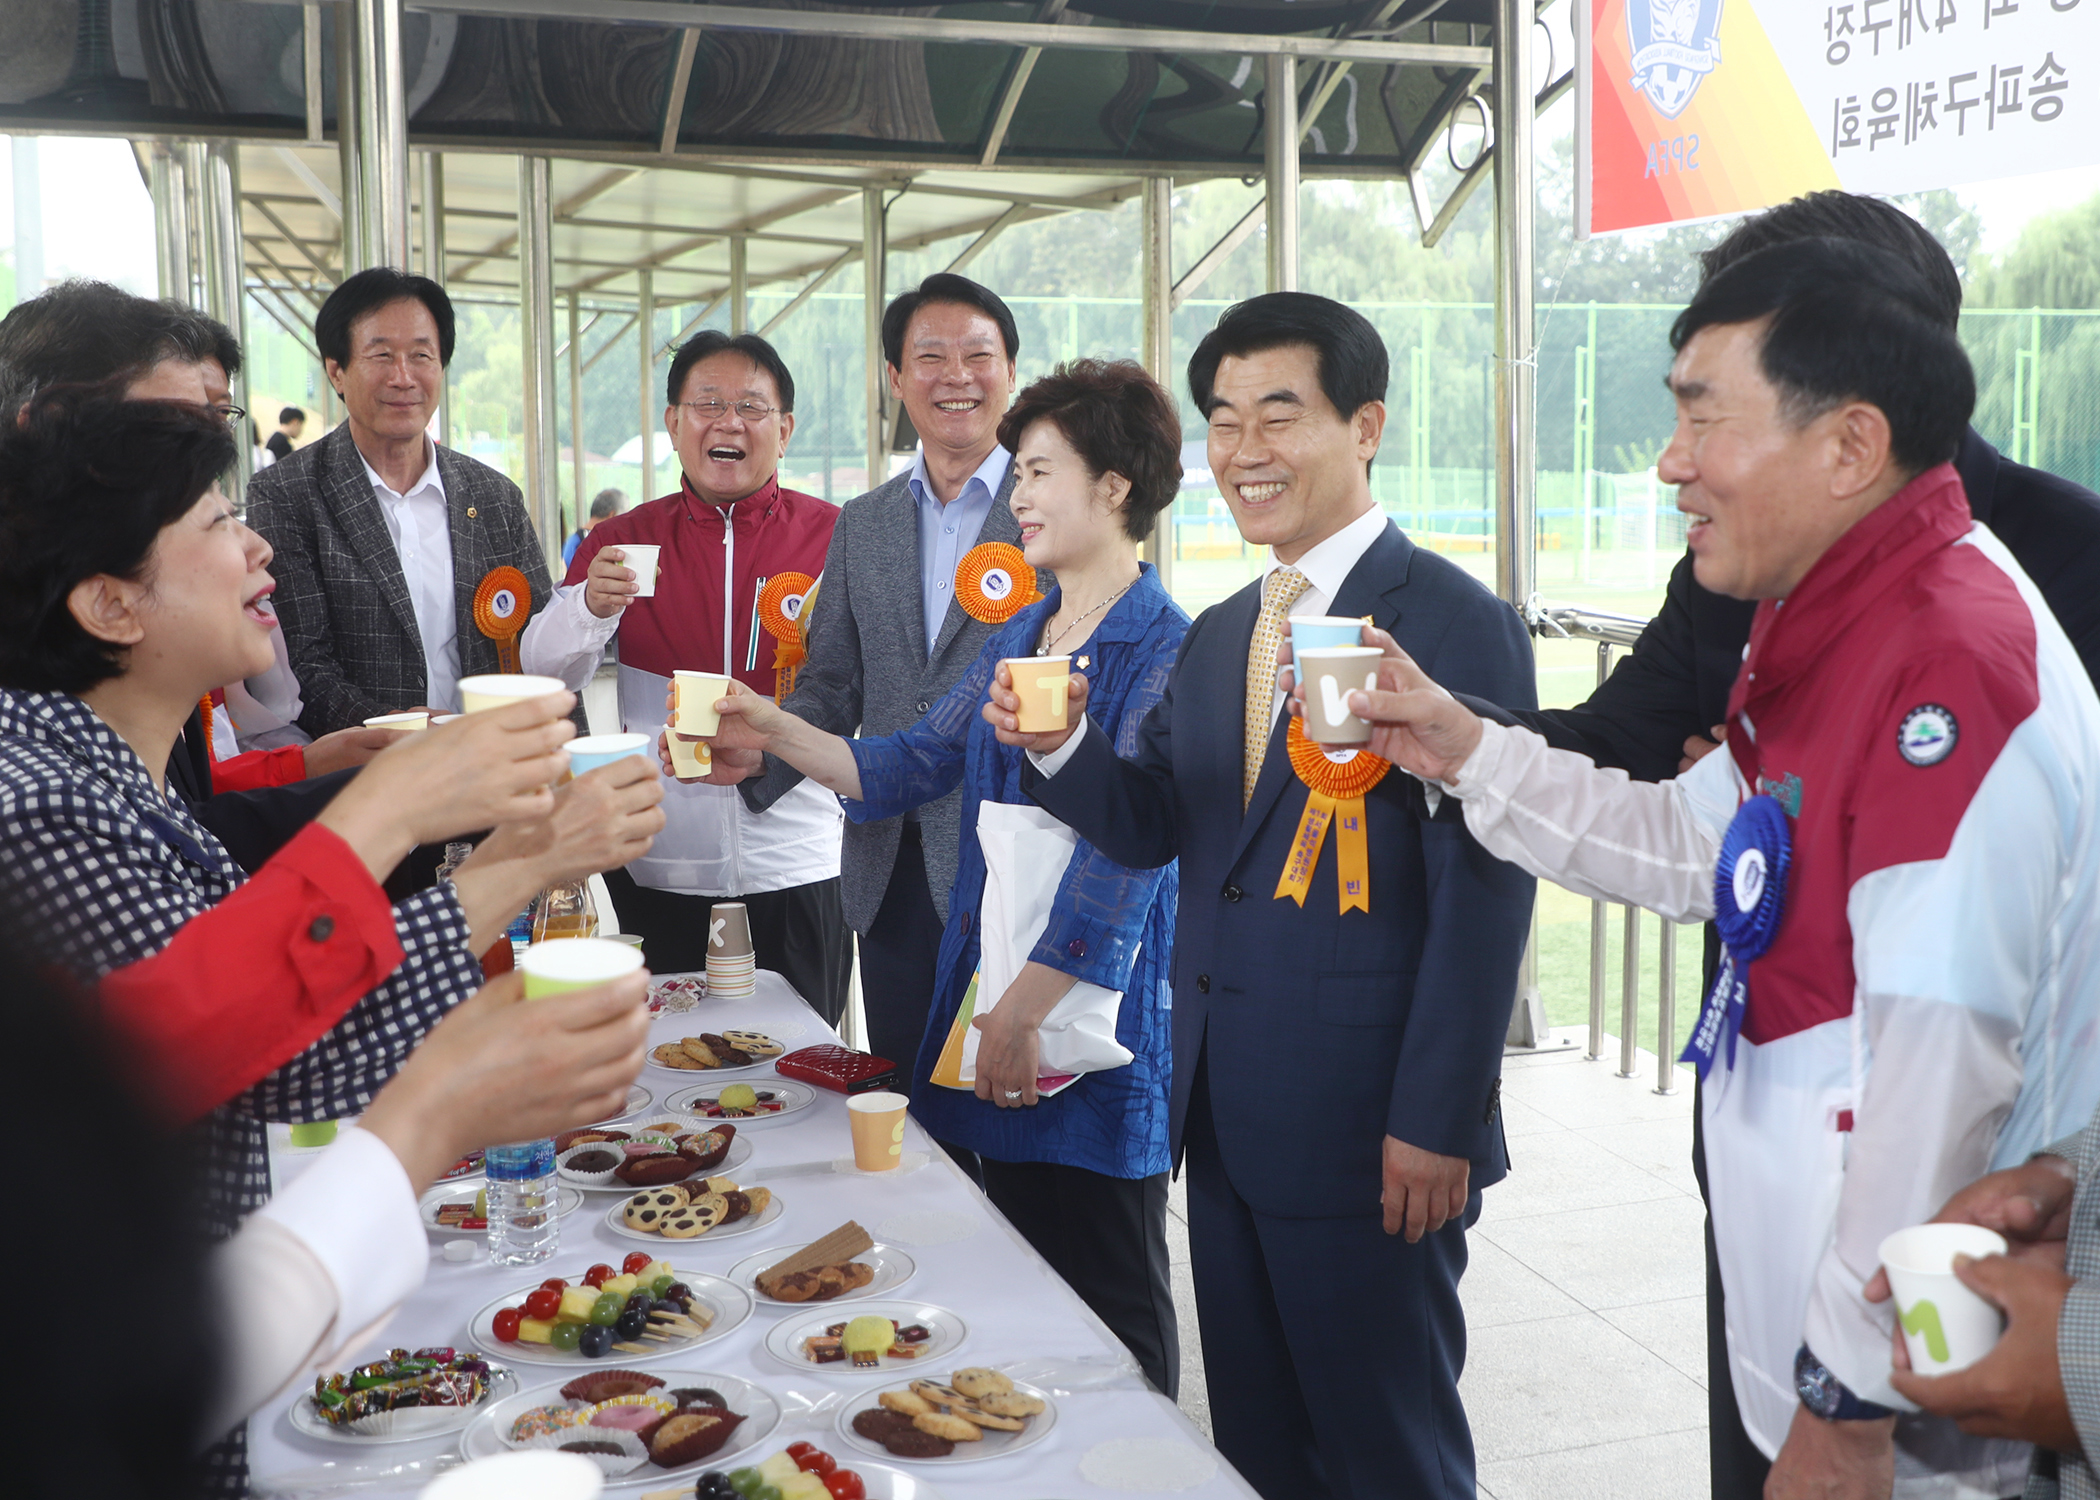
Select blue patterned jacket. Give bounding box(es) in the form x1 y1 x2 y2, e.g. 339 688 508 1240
843 564 1187 1177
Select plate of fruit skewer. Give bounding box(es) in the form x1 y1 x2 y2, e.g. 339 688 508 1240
468 1253 753 1367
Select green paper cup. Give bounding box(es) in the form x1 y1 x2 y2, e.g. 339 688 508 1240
518 936 645 1000
288 1120 339 1148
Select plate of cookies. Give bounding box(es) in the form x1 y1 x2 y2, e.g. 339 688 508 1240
730 1222 916 1308
762 1301 968 1376
609 1177 784 1244
457 1368 780 1488
646 1030 786 1076
837 1371 1055 1464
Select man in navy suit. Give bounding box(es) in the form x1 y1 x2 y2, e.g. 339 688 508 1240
986 293 1537 1500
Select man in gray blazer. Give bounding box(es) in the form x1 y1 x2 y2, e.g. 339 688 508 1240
728 274 1027 1114
249 268 554 737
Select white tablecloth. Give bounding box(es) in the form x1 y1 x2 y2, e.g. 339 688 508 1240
247 971 1254 1500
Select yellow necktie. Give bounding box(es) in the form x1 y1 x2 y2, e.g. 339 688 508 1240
1245 566 1311 808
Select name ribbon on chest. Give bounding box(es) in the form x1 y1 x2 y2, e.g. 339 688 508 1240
1680 793 1791 1078
1275 718 1390 914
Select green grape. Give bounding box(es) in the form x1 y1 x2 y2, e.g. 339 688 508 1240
548 1321 584 1352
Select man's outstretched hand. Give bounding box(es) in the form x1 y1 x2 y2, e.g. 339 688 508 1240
1281 626 1485 782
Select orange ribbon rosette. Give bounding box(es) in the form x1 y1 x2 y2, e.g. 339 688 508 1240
471 566 532 673
757 571 817 701
1275 717 1390 914
954 542 1041 625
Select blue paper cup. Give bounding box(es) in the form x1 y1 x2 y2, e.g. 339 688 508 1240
566 732 655 777
1287 615 1371 684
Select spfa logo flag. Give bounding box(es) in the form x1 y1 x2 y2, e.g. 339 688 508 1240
1628 0 1724 117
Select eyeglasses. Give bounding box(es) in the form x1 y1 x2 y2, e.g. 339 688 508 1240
216 404 247 423
678 399 778 423
355 349 441 371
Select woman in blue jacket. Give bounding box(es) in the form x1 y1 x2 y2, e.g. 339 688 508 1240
697 360 1189 1393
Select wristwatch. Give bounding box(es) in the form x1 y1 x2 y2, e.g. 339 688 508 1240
1795 1344 1895 1421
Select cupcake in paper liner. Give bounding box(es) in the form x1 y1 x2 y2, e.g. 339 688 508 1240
523 1422 651 1477
556 1142 623 1188
504 1402 588 1446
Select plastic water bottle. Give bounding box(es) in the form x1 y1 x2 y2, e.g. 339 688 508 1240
484 1137 559 1266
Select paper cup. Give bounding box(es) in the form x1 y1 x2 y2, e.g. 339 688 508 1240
1003 655 1074 733
518 937 645 1000
672 671 732 736
1298 645 1384 745
708 902 754 960
567 733 654 777
418 1450 605 1500
667 733 712 779
847 1090 909 1172
364 710 430 732
615 544 661 599
288 1120 339 1148
1288 615 1371 684
460 674 568 714
1879 1223 2009 1374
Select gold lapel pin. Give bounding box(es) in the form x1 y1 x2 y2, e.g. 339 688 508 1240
466 506 478 519
1077 655 1090 671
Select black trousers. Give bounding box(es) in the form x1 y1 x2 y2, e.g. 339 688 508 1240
602 866 852 1027
980 1157 1180 1398
1185 1051 1477 1500
856 826 979 1181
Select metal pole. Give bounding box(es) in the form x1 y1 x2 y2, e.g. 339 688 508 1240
1656 918 1678 1095
1264 55 1299 293
1139 175 1174 597
198 141 252 499
863 186 887 490
1618 906 1641 1079
303 3 325 142
151 141 192 304
1589 639 1612 1061
353 0 410 269
729 235 748 336
420 150 449 446
11 138 44 301
519 155 560 573
637 268 656 501
182 140 212 307
1491 0 1537 608
335 3 365 272
568 290 586 539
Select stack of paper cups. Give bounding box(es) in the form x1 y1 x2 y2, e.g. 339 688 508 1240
706 901 757 997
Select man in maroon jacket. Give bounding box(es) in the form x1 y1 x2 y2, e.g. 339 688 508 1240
522 331 849 1020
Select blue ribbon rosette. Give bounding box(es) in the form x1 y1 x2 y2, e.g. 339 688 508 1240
1680 794 1791 1078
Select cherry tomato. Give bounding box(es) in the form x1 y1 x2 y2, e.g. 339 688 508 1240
795 1450 837 1476
524 1287 561 1321
582 1263 615 1289
823 1470 865 1500
621 1251 655 1276
491 1307 522 1343
539 1278 567 1293
785 1443 818 1461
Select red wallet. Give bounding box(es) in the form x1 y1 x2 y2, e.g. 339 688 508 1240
775 1044 902 1095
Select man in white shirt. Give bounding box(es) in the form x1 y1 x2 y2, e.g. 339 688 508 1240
250 269 556 736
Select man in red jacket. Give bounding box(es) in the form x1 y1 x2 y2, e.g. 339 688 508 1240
523 331 849 1019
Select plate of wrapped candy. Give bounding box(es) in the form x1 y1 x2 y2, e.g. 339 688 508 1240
458 1368 779 1487
468 1258 753 1366
289 1348 516 1443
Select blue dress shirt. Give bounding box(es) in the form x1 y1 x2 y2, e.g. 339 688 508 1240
908 444 1011 657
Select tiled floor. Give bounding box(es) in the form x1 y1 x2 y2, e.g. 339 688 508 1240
1168 1028 1711 1500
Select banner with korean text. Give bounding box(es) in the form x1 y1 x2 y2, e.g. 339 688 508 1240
1579 0 2085 235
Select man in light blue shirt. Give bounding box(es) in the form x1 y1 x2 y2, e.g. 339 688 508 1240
731 275 1024 1146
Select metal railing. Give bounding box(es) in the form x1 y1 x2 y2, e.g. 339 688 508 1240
1528 599 1684 1096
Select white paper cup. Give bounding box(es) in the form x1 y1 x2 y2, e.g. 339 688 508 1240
419 1450 604 1500
1298 645 1384 745
672 671 732 736
364 710 430 732
1878 1223 2009 1374
518 936 645 999
566 733 654 776
1288 615 1371 685
459 674 568 714
615 544 661 598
